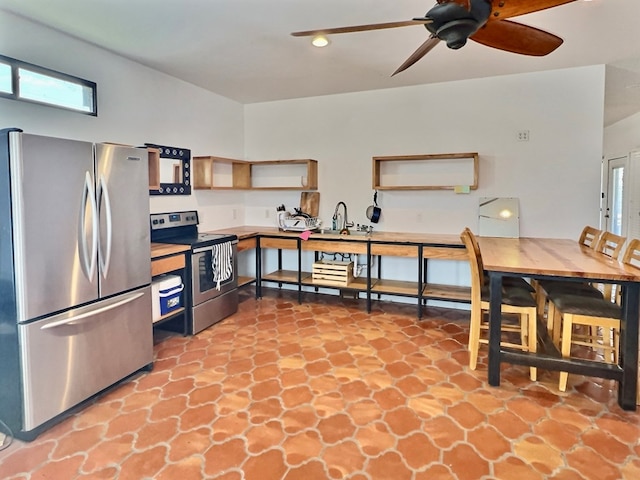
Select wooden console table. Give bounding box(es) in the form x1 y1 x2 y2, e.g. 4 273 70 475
206 227 470 319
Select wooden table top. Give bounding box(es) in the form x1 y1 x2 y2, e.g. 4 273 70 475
205 225 463 246
479 236 640 282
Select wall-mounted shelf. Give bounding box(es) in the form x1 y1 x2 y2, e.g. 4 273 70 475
372 152 479 191
193 156 318 191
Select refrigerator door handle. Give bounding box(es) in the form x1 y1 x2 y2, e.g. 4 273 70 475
40 291 145 330
78 171 98 281
98 175 113 278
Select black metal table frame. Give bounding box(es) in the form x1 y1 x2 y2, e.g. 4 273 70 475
253 234 467 319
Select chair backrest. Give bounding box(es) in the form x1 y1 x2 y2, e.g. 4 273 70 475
594 231 626 260
622 238 640 268
608 238 640 304
578 226 601 249
460 228 484 303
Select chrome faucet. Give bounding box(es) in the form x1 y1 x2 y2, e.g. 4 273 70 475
332 201 354 232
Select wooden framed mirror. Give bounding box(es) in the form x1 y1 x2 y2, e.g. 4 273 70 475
145 143 191 195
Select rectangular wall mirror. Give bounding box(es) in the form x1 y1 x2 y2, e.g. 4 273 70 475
478 197 520 238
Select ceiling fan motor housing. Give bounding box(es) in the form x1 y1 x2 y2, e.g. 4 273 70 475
425 0 491 49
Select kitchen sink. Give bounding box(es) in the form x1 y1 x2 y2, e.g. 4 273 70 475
317 229 370 237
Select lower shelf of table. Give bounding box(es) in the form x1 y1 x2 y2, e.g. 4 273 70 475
153 307 185 325
238 275 255 288
259 270 470 302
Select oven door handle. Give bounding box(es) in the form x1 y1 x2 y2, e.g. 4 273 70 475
193 240 237 254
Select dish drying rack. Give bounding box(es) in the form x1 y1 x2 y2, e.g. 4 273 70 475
277 212 322 232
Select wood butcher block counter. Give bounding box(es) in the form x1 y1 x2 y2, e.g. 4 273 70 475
151 243 190 258
207 225 462 246
205 226 469 318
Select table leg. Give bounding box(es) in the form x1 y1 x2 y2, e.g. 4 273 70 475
618 282 639 410
417 245 423 319
488 272 504 386
366 242 371 313
256 239 262 298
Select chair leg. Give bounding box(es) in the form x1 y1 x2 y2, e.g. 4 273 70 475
546 301 556 338
527 309 537 381
559 312 573 392
468 307 482 370
551 305 562 347
535 284 548 322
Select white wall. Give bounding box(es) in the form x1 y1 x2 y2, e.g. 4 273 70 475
0 10 246 231
244 66 606 239
604 112 640 159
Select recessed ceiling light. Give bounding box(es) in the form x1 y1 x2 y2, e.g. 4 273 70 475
311 35 329 48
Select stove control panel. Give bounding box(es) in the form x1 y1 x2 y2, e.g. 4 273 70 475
150 211 199 230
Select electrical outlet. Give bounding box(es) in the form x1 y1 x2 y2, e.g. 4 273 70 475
517 130 530 141
232 209 237 220
416 212 422 222
265 209 270 218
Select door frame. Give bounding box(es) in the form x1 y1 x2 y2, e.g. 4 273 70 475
602 154 629 236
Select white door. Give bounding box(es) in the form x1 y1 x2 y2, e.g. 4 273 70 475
603 156 627 235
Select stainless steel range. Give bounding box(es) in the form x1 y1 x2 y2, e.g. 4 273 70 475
150 211 238 334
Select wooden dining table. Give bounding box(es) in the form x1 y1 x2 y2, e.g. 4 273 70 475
479 236 640 410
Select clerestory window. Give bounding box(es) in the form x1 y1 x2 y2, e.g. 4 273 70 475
0 54 97 115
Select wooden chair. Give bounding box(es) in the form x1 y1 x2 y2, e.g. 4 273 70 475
535 227 601 314
460 228 538 381
593 231 627 301
549 238 640 392
538 229 624 338
578 225 602 249
465 226 534 293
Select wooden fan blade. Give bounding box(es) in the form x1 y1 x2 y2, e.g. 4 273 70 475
392 36 442 76
437 0 471 10
470 20 563 56
489 0 577 21
291 20 431 37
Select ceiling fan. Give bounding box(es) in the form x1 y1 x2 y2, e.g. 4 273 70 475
291 0 577 76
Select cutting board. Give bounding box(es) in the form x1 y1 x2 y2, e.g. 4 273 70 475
300 192 320 217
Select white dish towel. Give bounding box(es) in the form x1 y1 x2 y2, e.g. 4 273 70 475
211 241 233 290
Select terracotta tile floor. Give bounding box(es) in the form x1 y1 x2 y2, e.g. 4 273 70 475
1 288 640 480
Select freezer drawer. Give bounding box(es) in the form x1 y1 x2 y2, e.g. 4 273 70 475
19 286 153 431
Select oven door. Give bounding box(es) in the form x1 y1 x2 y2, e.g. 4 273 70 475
192 241 238 306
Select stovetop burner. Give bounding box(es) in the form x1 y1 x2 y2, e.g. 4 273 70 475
150 211 237 248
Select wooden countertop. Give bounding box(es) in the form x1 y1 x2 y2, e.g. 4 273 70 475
151 242 190 259
205 226 463 247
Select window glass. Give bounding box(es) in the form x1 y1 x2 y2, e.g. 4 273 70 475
0 61 11 94
18 67 94 113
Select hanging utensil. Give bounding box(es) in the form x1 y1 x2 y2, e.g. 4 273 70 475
366 191 381 224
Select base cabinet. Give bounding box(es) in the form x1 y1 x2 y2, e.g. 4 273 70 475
150 245 189 334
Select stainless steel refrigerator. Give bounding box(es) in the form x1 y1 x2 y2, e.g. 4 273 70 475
0 129 153 440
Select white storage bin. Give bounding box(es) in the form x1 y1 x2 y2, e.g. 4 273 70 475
151 274 184 322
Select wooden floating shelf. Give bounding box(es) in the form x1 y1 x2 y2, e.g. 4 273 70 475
193 156 318 191
373 152 479 191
